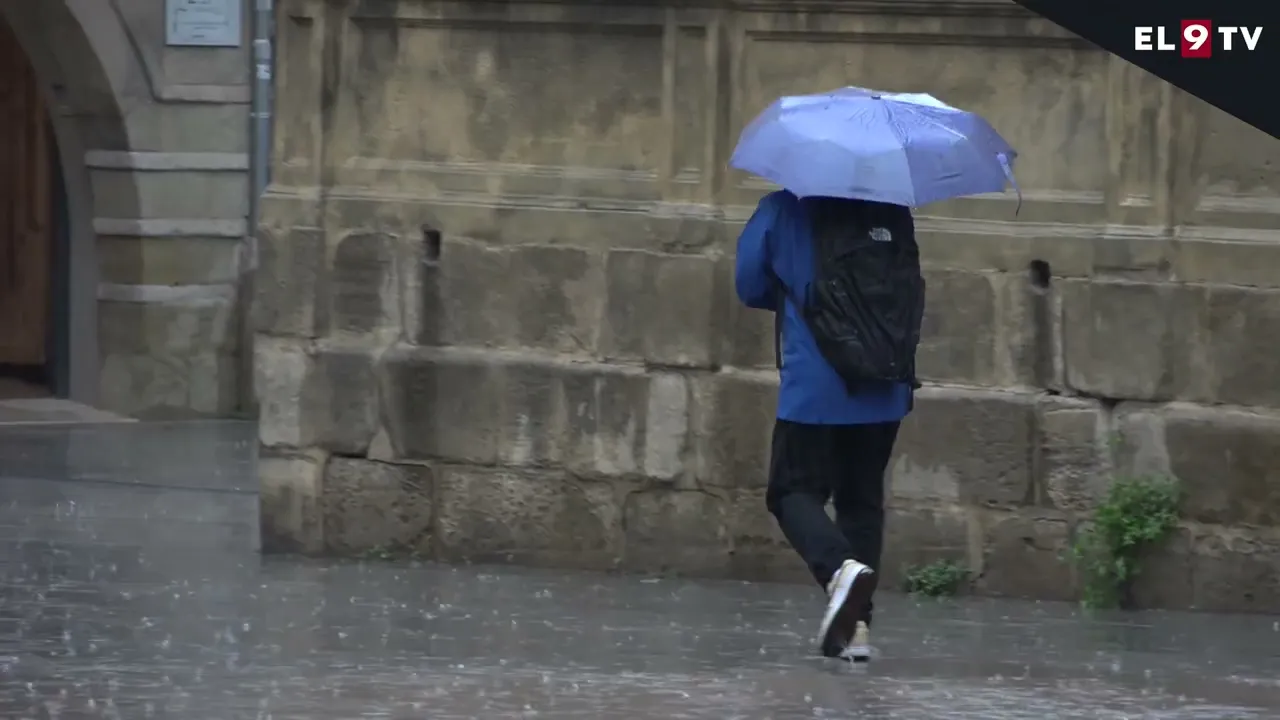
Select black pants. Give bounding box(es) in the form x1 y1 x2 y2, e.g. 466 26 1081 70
765 419 901 625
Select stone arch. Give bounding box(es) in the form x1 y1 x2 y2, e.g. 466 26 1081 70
0 0 143 404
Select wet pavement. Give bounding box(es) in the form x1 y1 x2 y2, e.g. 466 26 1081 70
2 422 1280 719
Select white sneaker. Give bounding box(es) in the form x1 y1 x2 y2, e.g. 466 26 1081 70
817 559 877 658
841 621 872 662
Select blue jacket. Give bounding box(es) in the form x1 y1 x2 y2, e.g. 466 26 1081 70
734 190 914 425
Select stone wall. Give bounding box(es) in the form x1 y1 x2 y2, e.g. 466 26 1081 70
1 0 251 416
256 0 1280 612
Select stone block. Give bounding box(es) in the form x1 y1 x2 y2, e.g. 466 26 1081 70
880 505 973 591
1061 279 1187 401
643 373 690 481
255 337 311 447
1037 396 1110 511
322 458 434 556
916 269 998 385
120 102 250 153
1127 525 1195 610
622 489 729 575
98 297 240 416
1110 405 1172 479
99 297 237 356
378 347 504 465
187 352 242 415
435 467 620 568
1185 286 1280 408
1158 405 1280 527
98 236 242 285
600 249 717 367
436 241 603 354
255 338 379 454
723 489 808 583
1185 526 1280 613
255 227 326 338
1128 523 1280 613
690 371 777 490
259 448 326 555
992 270 1057 389
1064 282 1280 408
92 167 247 221
396 230 441 346
100 351 239 418
378 348 689 480
891 386 1036 508
977 510 1076 601
330 231 399 337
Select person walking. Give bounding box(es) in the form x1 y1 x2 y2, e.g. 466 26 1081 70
734 189 924 661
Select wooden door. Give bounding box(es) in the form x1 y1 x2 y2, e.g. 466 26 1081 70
0 18 51 369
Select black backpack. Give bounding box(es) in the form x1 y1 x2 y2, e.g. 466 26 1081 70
773 197 925 395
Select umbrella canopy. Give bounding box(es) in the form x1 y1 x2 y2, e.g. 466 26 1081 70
730 87 1020 209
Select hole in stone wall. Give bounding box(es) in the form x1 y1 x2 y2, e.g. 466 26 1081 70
422 225 441 265
1028 259 1051 290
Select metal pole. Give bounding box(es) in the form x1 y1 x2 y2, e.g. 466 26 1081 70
239 0 274 416
248 0 274 268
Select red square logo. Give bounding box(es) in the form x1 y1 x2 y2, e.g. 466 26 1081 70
1181 19 1213 57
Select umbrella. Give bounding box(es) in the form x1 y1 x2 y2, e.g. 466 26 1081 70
730 86 1021 210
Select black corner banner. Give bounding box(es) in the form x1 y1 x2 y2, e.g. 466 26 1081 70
1010 0 1279 139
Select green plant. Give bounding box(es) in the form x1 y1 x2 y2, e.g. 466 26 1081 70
1071 474 1181 609
902 559 970 597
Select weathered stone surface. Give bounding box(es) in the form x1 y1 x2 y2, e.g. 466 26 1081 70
322 458 434 556
242 0 1280 612
993 270 1056 389
99 297 237 356
379 347 688 480
1184 525 1280 613
622 489 729 575
1185 286 1280 408
1129 525 1195 610
259 448 326 555
256 227 326 338
600 250 717 367
891 386 1036 508
880 505 973 590
690 371 776 490
643 373 690 481
916 269 998 385
1061 280 1185 401
1114 403 1280 527
977 510 1076 601
396 229 441 346
330 231 398 337
435 467 620 568
255 338 379 454
723 489 808 583
1064 283 1280 408
1165 406 1280 527
255 337 311 447
1037 396 1110 511
1128 524 1280 613
100 352 240 417
98 236 243 285
436 241 603 354
98 297 240 416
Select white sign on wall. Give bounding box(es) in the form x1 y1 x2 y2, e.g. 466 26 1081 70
165 0 242 47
